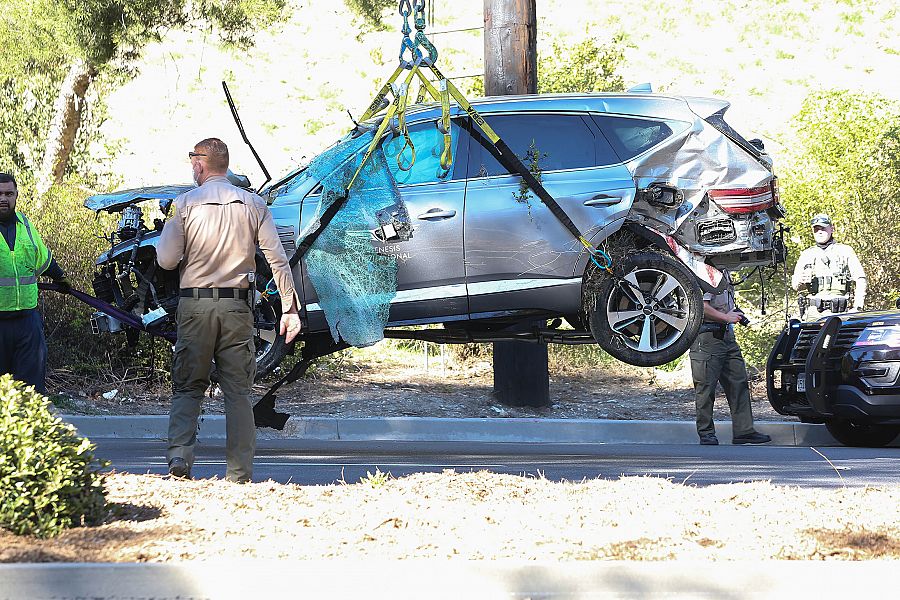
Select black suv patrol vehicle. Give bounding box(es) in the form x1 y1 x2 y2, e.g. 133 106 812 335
767 311 900 447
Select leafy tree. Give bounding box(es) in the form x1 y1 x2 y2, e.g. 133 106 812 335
730 91 900 367
344 0 396 30
466 34 627 98
538 34 627 94
0 0 289 197
780 90 900 309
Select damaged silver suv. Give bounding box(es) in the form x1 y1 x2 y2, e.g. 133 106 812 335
85 91 783 374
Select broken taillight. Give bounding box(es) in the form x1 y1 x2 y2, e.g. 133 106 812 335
707 181 776 214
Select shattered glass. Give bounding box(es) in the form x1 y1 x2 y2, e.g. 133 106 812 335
301 130 411 347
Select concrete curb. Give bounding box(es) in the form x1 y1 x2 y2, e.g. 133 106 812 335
62 414 846 446
0 560 894 599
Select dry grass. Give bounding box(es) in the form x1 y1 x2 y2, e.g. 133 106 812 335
2 472 899 562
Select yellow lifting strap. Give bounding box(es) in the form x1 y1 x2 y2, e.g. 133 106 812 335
415 82 428 105
349 61 503 196
346 24 613 273
395 80 416 172
346 63 423 191
360 65 404 123
436 78 452 175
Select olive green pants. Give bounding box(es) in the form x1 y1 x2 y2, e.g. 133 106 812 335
168 297 256 482
689 328 755 438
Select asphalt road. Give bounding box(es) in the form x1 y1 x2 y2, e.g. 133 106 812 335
96 438 900 488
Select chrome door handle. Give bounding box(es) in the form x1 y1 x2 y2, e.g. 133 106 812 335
583 194 620 207
416 209 457 220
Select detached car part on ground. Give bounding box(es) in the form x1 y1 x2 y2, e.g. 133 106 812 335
85 91 782 376
767 312 900 447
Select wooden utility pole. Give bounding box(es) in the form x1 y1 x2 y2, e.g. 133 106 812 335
483 0 549 408
483 0 537 96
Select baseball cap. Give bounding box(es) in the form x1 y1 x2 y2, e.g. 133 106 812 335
810 213 832 227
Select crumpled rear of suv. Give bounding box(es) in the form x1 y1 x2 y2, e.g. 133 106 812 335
619 95 780 271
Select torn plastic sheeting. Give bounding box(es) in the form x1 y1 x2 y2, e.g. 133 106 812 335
300 130 410 347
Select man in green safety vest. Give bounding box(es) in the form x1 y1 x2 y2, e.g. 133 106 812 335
0 172 68 393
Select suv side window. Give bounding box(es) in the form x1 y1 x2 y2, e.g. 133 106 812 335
467 113 618 177
591 115 674 161
383 119 463 185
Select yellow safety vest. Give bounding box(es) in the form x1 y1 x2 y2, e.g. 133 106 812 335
0 212 52 311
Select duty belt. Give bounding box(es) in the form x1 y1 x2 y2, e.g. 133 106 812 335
812 297 848 313
699 322 729 339
180 288 249 300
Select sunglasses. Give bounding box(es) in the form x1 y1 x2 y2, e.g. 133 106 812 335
188 151 207 159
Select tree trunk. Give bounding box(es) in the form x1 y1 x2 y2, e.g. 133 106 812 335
36 58 97 199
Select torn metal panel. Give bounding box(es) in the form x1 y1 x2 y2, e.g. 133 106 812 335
625 115 774 260
85 185 192 213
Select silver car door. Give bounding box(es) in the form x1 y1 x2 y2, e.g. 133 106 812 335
380 119 469 324
463 112 635 316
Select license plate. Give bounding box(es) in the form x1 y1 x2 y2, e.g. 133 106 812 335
796 373 806 392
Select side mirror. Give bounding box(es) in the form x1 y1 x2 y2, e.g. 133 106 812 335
895 297 900 310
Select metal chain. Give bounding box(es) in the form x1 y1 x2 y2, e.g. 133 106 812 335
412 0 437 66
398 0 421 68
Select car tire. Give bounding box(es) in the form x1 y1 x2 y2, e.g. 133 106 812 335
588 250 704 367
824 418 900 448
798 415 826 425
251 268 291 381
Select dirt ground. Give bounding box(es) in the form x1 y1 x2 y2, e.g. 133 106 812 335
8 347 896 563
2 472 899 562
50 344 784 424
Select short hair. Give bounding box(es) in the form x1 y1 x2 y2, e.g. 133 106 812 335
0 173 17 189
194 138 229 172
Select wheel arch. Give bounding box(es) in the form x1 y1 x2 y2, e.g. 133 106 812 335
582 221 728 298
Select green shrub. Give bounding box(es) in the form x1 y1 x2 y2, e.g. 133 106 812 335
0 375 107 538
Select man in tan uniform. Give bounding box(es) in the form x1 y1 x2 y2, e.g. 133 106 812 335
792 213 866 319
689 275 771 446
157 138 301 483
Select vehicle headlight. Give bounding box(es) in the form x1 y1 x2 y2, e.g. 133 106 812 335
856 361 900 388
852 325 900 348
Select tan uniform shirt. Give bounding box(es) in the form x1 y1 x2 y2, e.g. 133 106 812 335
703 281 736 323
157 175 298 313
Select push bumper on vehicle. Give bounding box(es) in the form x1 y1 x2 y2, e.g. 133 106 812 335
767 317 900 425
